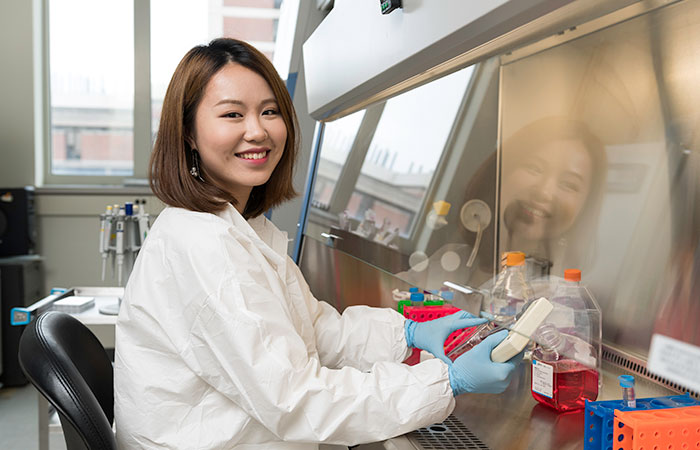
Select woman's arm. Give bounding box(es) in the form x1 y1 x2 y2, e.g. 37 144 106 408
286 258 412 370
182 274 454 445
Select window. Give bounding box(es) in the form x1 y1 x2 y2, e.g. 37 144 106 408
45 0 290 185
48 0 134 177
349 68 472 237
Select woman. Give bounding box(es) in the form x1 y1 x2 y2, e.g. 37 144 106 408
447 116 607 283
114 38 520 449
499 116 607 272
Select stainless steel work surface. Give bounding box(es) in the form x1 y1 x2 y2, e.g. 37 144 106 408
447 360 675 450
387 358 679 450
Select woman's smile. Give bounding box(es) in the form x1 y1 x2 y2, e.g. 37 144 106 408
235 148 271 164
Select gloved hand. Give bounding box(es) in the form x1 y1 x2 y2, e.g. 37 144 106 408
404 311 486 364
447 330 523 396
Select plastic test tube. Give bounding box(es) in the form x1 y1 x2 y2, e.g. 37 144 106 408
618 375 636 408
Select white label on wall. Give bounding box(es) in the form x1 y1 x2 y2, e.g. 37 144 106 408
648 334 700 393
532 360 554 398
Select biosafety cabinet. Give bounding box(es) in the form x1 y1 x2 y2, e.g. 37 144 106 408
297 1 700 448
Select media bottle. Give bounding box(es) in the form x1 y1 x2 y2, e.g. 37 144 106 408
484 251 535 320
530 269 602 412
445 251 534 361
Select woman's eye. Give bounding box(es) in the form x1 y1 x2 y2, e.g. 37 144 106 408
224 112 242 118
262 109 279 116
559 180 581 193
523 163 543 175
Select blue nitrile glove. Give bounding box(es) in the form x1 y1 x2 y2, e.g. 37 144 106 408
447 329 523 396
404 311 487 364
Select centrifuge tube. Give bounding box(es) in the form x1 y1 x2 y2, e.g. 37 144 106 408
618 375 636 408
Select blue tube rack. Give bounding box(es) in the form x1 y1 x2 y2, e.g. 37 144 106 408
584 393 700 450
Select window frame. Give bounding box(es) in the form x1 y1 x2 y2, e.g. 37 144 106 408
39 0 286 187
305 66 477 246
40 0 150 187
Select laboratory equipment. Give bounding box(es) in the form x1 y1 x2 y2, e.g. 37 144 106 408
445 320 507 361
530 323 599 411
405 310 486 364
52 296 95 314
401 303 477 365
99 205 112 280
0 187 36 257
445 251 535 361
482 251 534 320
459 199 492 268
614 405 700 450
410 291 425 306
584 393 700 450
619 375 636 408
448 329 520 395
530 269 602 412
98 202 150 287
115 207 125 286
446 297 553 362
425 200 450 230
491 297 553 362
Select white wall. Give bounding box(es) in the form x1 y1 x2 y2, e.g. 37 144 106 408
35 193 165 291
0 0 37 186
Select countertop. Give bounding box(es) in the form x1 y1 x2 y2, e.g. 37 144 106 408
386 358 679 450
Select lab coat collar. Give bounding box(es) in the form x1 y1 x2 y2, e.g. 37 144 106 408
217 204 289 261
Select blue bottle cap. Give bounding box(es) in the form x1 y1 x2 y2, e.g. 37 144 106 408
441 291 454 301
125 202 133 216
618 375 635 388
409 287 419 293
410 292 424 302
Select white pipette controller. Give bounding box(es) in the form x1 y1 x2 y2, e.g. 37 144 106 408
490 297 553 363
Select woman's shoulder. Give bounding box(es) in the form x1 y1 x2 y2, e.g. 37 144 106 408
149 206 241 249
155 206 231 231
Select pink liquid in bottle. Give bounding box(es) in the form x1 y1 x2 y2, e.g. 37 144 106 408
531 358 599 412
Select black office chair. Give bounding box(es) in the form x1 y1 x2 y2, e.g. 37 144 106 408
18 311 117 450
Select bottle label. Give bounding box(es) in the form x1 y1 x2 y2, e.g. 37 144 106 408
532 360 554 398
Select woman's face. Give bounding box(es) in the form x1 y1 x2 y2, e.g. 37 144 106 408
500 138 593 242
191 62 287 204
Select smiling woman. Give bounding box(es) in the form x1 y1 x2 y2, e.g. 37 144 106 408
115 38 521 450
500 116 608 271
188 62 289 211
149 38 298 219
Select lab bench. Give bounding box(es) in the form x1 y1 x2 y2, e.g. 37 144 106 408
386 358 680 450
20 288 684 450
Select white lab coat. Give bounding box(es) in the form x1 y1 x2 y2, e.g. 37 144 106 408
114 205 455 449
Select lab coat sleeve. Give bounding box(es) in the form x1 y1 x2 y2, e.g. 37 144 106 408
286 257 412 371
180 243 455 445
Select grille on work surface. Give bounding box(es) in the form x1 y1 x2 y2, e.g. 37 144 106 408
407 415 490 449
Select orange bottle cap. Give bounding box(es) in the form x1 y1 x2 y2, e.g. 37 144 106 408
564 269 581 281
505 251 526 266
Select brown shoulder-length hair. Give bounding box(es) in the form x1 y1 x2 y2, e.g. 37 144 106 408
149 38 299 219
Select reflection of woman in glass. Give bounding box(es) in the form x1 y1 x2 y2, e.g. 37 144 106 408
395 117 607 292
499 117 607 270
455 116 608 284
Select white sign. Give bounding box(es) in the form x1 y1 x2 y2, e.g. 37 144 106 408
648 334 700 393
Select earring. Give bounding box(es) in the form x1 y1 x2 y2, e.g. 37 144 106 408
190 149 204 181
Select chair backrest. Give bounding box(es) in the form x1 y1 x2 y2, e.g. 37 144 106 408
18 311 116 450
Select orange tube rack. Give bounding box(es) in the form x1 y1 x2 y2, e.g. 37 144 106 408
613 405 700 450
